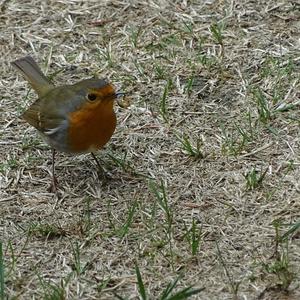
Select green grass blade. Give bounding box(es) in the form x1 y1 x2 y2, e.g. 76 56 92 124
160 275 204 300
114 294 128 300
166 287 205 300
135 263 147 300
118 200 138 238
160 276 181 299
280 220 300 242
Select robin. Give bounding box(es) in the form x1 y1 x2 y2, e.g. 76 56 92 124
12 56 123 192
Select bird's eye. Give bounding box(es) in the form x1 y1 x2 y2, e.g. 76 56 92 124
87 93 97 101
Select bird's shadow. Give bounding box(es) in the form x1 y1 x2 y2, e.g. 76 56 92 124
53 153 146 195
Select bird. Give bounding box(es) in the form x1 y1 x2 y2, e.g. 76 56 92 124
12 55 123 193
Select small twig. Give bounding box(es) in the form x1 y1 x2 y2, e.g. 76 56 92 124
241 142 273 157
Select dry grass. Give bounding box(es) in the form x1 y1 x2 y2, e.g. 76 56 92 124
1 0 300 299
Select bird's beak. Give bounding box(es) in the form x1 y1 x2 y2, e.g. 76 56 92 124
115 92 125 98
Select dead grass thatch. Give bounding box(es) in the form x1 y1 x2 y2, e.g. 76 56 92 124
1 0 300 299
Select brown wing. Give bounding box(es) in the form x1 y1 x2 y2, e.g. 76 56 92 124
22 97 65 134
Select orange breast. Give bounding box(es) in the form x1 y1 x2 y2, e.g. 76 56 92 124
68 101 116 153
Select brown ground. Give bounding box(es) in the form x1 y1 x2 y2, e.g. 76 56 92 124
1 0 300 299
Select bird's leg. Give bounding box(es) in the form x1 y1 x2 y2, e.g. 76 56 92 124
91 152 107 181
49 149 58 193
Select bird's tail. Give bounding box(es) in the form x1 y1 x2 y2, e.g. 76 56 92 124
11 56 53 97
